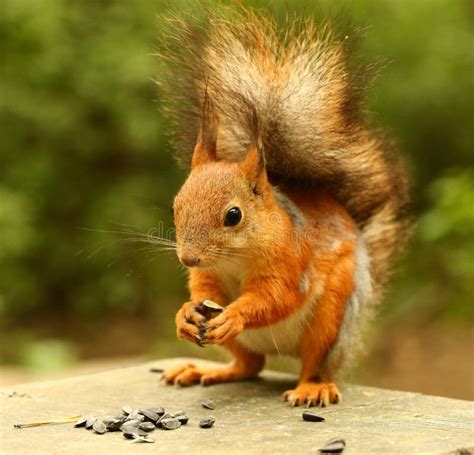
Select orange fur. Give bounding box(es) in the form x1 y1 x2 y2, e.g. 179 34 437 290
283 244 355 406
162 339 264 386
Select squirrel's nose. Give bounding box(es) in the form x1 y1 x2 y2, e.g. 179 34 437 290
179 253 201 267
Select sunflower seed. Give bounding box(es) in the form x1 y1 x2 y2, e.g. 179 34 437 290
324 438 346 447
202 300 224 314
319 437 346 453
199 417 215 428
122 427 148 439
92 420 107 434
114 415 127 422
201 399 215 410
85 416 97 429
138 422 156 432
160 417 181 430
174 414 188 425
121 419 141 429
149 367 165 373
121 406 134 415
302 410 325 422
126 411 145 422
139 409 160 423
104 418 123 431
156 413 173 428
120 424 139 433
146 407 165 417
74 415 89 428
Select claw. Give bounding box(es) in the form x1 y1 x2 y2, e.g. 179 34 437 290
283 382 341 408
200 376 212 386
160 376 171 385
175 378 186 387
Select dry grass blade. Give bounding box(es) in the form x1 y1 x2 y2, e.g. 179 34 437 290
14 415 82 429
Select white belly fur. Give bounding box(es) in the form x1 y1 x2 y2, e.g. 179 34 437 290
235 297 316 356
235 233 372 359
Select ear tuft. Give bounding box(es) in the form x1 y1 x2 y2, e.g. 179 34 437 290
191 86 219 169
241 139 267 192
191 136 216 169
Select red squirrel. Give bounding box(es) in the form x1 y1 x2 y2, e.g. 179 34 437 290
156 8 410 407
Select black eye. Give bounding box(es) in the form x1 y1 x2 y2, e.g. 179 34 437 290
224 207 242 227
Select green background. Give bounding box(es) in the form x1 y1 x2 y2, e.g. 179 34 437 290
1 0 473 397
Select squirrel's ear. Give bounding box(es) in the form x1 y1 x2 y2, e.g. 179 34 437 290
191 88 219 169
191 133 217 169
241 139 267 193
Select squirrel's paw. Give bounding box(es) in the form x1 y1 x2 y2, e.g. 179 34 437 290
282 381 341 407
175 301 207 345
204 308 244 345
161 363 248 387
161 363 198 385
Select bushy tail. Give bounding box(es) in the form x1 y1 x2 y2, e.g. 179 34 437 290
156 7 411 294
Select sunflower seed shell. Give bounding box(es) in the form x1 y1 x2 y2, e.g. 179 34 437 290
122 427 148 439
139 409 159 423
138 422 156 432
93 420 107 434
74 415 89 428
85 416 97 429
146 407 165 417
201 399 215 410
319 437 346 453
160 417 181 430
202 300 224 313
302 410 325 422
199 417 216 428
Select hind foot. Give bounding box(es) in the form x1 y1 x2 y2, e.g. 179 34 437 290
161 362 259 386
282 381 341 407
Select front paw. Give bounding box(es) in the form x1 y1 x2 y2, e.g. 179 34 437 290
204 307 244 345
176 301 207 346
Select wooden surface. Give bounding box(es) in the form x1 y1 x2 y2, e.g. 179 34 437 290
1 358 473 454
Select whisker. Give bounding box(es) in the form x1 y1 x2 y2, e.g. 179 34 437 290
135 245 177 255
109 222 177 243
269 325 282 358
77 228 177 261
79 226 177 246
209 246 253 259
207 249 246 266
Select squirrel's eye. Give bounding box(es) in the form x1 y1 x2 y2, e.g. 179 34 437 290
224 207 242 227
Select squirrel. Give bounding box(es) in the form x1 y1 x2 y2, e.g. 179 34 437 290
156 7 410 407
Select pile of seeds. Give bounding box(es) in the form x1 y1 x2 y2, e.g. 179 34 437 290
74 401 216 444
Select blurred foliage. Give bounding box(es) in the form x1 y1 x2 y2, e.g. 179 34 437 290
19 338 77 372
0 0 472 368
385 170 474 325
